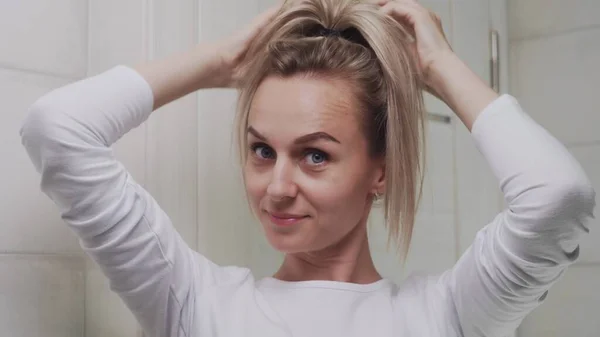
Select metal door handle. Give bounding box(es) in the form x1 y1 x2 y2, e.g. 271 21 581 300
428 112 451 124
490 30 500 93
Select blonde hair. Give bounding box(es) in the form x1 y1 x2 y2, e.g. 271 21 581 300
235 0 426 259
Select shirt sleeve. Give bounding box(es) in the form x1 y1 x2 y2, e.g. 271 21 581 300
19 65 223 337
442 95 596 336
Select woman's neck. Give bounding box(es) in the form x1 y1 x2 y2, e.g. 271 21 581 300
272 221 381 284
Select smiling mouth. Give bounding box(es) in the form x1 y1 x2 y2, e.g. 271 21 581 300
266 212 309 227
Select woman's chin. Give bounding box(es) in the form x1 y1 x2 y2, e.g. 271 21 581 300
265 235 303 254
262 227 311 254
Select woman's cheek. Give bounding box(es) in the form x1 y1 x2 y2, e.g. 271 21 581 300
243 168 264 204
301 176 341 205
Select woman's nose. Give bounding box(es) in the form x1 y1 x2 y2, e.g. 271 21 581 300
266 160 298 201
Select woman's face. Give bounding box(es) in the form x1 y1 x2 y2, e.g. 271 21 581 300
244 75 385 254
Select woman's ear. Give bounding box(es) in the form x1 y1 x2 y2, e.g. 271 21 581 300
371 159 386 195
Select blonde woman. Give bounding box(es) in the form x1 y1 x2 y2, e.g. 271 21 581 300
20 0 595 336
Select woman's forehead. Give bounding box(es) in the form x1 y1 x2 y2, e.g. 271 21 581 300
248 75 363 142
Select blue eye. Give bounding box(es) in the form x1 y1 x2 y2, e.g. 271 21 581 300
252 144 275 159
305 150 328 165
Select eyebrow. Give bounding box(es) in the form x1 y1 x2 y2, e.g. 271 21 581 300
247 126 340 145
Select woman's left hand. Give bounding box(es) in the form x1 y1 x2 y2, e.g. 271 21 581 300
374 0 453 92
374 0 498 130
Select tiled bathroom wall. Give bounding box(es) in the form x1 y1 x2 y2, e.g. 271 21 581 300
1 0 198 335
509 0 600 335
1 1 89 336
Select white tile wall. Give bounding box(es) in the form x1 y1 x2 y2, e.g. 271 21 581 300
0 0 87 79
146 0 199 250
88 0 148 188
88 0 146 75
197 89 256 266
519 265 600 337
569 144 600 264
454 122 504 255
451 0 506 256
0 254 85 337
510 29 600 145
2 0 201 335
86 1 150 335
489 0 511 96
199 0 261 41
411 0 454 123
0 68 81 253
451 0 491 82
85 258 140 337
509 1 600 335
151 0 198 57
508 0 600 40
249 224 285 279
420 0 455 216
369 210 456 283
405 212 456 276
421 121 455 214
258 0 278 10
146 100 199 251
196 0 262 266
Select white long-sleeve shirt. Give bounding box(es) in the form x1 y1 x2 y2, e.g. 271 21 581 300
20 65 595 337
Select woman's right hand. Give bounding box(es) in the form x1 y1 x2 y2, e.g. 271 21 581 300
375 0 498 130
134 5 280 108
375 0 453 95
213 5 281 88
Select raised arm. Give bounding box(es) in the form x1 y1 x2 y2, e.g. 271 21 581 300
378 1 596 335
134 5 280 108
20 6 280 337
20 64 203 337
442 89 595 336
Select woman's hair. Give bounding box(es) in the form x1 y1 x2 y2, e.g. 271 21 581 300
235 0 427 259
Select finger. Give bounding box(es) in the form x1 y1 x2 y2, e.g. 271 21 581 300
368 0 417 8
371 0 405 6
379 2 423 26
373 0 421 5
397 0 421 5
425 11 448 39
394 0 433 16
394 1 445 32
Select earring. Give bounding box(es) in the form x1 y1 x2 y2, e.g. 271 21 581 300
374 192 382 200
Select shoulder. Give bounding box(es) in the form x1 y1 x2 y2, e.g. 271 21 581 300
189 251 256 291
394 271 449 300
391 271 462 335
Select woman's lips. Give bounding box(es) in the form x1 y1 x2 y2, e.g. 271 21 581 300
267 212 308 227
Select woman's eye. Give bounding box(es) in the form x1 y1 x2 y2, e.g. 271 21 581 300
252 144 275 159
305 150 328 165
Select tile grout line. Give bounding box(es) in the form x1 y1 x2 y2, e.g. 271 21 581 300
571 262 600 268
448 0 461 264
510 23 600 43
566 140 600 148
84 0 92 334
0 63 83 82
0 251 85 257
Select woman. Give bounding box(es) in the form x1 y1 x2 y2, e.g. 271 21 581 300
20 0 595 336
